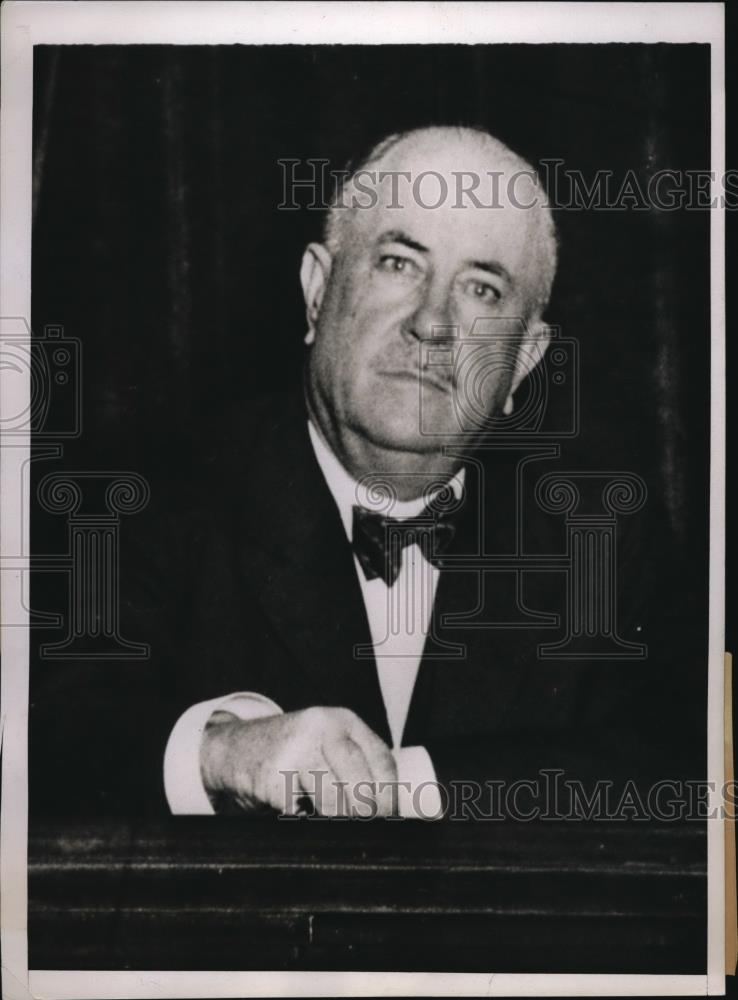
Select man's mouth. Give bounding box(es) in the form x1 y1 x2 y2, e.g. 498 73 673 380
377 369 451 395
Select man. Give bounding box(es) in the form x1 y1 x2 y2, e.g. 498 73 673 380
30 125 701 820
157 126 698 819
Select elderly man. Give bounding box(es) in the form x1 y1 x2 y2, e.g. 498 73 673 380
154 125 688 820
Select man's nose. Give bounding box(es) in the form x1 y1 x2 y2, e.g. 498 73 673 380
403 286 454 342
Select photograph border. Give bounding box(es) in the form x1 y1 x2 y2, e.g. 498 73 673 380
0 3 726 997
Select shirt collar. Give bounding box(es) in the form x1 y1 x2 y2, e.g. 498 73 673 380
307 420 465 540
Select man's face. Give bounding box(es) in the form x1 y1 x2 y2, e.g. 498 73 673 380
305 139 544 455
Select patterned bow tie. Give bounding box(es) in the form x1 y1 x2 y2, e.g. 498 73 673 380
351 504 457 587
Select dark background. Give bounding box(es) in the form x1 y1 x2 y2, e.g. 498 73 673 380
32 43 711 560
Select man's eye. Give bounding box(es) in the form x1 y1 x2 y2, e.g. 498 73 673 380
377 254 418 275
464 280 501 304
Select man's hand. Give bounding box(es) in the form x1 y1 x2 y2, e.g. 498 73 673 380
200 706 398 816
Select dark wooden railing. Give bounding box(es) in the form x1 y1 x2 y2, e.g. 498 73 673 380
29 817 706 972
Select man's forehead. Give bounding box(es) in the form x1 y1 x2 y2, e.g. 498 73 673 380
352 168 538 266
350 132 534 229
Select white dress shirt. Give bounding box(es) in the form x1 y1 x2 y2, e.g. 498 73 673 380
164 421 463 818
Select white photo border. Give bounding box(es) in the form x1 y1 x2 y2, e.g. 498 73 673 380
0 2 726 998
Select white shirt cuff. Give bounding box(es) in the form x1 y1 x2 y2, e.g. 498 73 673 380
392 745 443 820
163 692 282 814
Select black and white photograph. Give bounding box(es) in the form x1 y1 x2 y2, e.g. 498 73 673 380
0 2 728 997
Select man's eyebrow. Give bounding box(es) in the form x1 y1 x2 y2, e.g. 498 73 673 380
377 230 429 255
466 259 513 284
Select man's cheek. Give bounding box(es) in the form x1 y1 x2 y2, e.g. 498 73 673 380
451 347 513 418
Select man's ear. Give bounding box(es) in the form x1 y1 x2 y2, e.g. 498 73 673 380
300 243 333 345
504 319 552 414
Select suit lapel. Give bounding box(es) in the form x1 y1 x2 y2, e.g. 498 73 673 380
403 452 534 746
231 396 390 743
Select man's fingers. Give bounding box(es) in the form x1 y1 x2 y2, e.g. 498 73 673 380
323 736 376 817
264 757 302 814
325 711 400 817
342 713 398 815
305 755 345 816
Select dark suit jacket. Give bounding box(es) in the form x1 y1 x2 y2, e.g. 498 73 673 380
29 393 706 818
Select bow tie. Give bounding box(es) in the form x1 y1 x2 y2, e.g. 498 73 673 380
351 504 457 587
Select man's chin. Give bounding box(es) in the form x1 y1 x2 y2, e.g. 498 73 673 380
351 406 457 456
